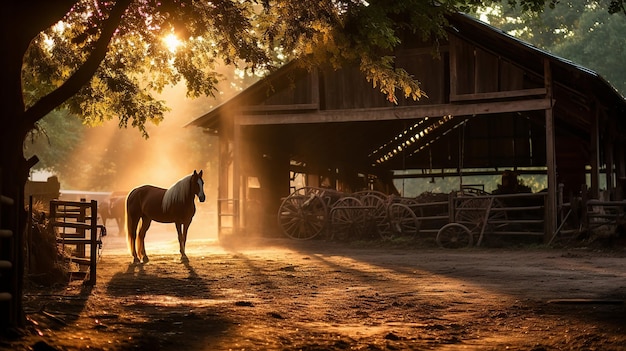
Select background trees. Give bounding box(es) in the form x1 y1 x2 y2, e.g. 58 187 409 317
478 0 626 95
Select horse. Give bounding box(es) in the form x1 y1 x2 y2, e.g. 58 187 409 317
109 196 126 234
126 170 205 263
100 196 126 234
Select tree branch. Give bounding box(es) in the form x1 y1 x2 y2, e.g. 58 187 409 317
23 0 133 127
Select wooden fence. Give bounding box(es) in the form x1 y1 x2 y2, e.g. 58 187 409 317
49 200 105 285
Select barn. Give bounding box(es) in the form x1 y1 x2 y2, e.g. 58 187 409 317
187 12 626 242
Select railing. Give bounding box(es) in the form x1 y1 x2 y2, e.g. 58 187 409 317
583 199 626 233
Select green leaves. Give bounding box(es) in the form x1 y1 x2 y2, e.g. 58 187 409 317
24 0 571 134
361 56 425 103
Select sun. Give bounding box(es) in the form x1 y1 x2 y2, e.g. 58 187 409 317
163 33 182 53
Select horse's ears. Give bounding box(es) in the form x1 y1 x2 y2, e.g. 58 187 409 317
199 170 203 177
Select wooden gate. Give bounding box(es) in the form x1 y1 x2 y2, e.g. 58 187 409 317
49 200 104 285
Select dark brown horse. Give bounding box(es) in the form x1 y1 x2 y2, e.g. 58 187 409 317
126 170 205 263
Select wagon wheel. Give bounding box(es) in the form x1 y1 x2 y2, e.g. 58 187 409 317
296 186 343 207
436 223 473 249
455 197 508 246
360 194 390 239
387 203 420 238
330 196 367 241
277 193 328 240
455 197 492 233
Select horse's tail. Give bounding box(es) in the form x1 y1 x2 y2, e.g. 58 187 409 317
125 190 136 256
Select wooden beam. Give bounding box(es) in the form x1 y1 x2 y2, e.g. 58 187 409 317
238 99 553 126
242 103 319 113
450 88 547 102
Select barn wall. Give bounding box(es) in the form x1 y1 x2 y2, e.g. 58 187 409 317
261 69 314 106
320 66 391 109
450 36 527 95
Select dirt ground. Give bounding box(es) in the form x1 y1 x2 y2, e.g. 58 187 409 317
3 225 626 351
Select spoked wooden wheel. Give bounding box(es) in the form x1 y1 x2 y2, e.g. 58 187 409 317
436 223 473 249
387 203 420 238
330 196 367 241
277 193 328 240
360 194 390 239
455 197 507 246
455 197 492 232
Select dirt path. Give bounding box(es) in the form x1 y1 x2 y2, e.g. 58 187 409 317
5 233 626 350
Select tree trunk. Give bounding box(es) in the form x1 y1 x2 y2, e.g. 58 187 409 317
0 1 76 329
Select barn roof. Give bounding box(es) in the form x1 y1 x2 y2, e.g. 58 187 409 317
187 12 626 176
447 12 626 124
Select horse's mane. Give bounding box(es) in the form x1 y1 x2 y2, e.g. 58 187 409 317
162 175 193 213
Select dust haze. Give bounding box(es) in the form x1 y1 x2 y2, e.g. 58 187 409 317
67 84 220 244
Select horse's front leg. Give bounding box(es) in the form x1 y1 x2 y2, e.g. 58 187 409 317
176 222 189 262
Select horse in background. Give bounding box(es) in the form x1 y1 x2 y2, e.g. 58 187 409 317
126 170 205 263
100 196 126 234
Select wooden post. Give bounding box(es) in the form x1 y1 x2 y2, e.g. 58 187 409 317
233 114 241 235
616 138 626 201
581 184 589 231
77 198 86 258
605 136 614 199
89 200 97 285
217 136 230 238
590 105 600 198
544 59 557 243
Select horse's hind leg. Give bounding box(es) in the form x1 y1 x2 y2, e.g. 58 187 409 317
137 217 152 263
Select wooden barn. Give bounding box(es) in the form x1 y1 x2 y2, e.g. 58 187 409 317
187 12 626 241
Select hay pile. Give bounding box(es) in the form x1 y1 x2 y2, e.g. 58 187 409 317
27 202 69 286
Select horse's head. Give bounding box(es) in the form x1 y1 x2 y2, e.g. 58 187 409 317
192 170 206 202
